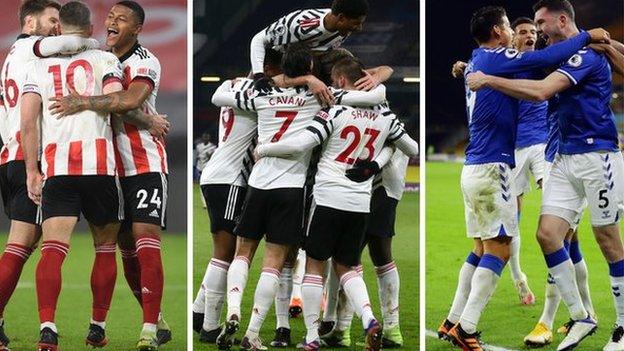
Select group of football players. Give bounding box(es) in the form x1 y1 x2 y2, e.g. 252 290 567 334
436 0 624 350
0 1 173 350
192 0 419 350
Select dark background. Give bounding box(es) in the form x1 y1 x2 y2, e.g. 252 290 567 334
425 0 624 155
193 0 420 178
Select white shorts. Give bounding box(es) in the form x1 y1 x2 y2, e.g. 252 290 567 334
543 160 585 231
513 144 547 196
542 152 624 227
461 163 519 240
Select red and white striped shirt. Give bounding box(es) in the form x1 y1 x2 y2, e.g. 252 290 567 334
113 43 168 177
24 49 123 178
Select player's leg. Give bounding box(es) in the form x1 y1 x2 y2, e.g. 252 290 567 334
300 256 326 350
271 246 297 347
289 248 306 318
569 230 596 320
118 227 143 305
86 221 121 347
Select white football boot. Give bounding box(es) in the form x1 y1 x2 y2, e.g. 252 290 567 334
556 317 597 351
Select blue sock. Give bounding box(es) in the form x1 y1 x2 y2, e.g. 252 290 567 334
544 247 570 268
569 241 583 264
466 252 481 267
478 254 505 277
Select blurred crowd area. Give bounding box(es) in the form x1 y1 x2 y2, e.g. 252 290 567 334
193 0 420 182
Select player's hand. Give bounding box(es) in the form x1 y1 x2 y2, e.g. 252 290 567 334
354 70 380 91
587 28 610 44
306 75 334 107
26 172 43 205
452 61 467 78
345 160 381 183
252 73 273 93
466 71 489 91
49 85 87 118
148 114 170 139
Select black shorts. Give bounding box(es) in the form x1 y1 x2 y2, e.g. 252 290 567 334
0 161 39 224
120 173 168 230
42 175 123 226
202 184 246 234
234 186 304 246
305 204 369 267
366 187 399 238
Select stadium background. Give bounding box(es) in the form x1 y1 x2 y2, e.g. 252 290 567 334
193 0 419 349
425 0 624 350
0 1 187 349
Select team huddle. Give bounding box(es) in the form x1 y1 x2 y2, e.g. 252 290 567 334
192 0 418 350
0 1 172 350
437 0 624 350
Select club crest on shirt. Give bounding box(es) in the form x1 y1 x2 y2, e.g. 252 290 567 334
567 54 583 68
505 48 519 59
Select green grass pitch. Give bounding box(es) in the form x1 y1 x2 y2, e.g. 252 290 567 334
426 161 623 350
0 231 187 350
192 184 419 349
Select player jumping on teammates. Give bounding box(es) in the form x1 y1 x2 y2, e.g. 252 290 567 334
466 0 622 349
436 5 608 350
48 2 172 349
0 0 103 349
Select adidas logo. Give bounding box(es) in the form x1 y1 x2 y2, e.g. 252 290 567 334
142 287 152 294
149 209 159 218
230 287 240 293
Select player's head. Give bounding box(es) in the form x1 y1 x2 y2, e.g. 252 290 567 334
59 1 93 37
331 0 368 35
201 132 211 143
470 6 513 47
316 48 354 85
330 58 365 90
19 0 61 36
264 47 283 78
105 1 145 49
512 17 537 52
532 0 575 45
282 43 313 78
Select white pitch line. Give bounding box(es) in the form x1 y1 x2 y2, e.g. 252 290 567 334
426 329 519 351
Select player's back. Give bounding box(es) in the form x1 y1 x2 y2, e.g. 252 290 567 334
313 104 405 212
25 49 121 177
201 78 257 187
265 8 346 52
0 36 41 162
249 86 320 189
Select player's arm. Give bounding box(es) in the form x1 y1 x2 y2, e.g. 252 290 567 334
386 117 418 157
355 66 394 91
273 74 334 107
590 43 624 76
345 145 396 182
337 84 387 106
34 35 99 57
467 70 571 102
250 11 301 74
610 39 624 55
451 61 468 78
211 81 258 112
0 85 6 142
494 30 606 75
20 76 43 204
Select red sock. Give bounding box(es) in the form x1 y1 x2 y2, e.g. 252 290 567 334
0 244 33 315
91 244 117 322
121 248 143 305
36 241 69 323
136 235 163 324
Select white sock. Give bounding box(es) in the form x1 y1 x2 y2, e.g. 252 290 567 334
247 269 280 334
142 323 157 334
609 261 624 326
323 263 340 323
302 274 324 343
226 256 250 319
538 274 561 329
274 266 293 329
447 252 479 324
460 254 504 334
292 249 306 300
375 261 400 329
574 259 595 317
90 319 106 329
340 270 375 330
509 235 523 281
336 288 355 332
192 285 205 313
41 321 57 333
203 258 230 331
545 248 587 321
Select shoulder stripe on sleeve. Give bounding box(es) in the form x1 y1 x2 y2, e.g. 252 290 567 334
242 90 250 110
131 76 155 90
382 111 393 116
307 126 325 143
313 116 331 135
250 95 257 111
235 91 242 110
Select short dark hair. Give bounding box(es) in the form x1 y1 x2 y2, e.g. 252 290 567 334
116 1 145 25
511 17 535 31
264 47 283 69
59 1 91 29
331 0 369 19
19 0 61 27
331 58 365 85
470 6 507 43
282 43 313 78
533 0 575 21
